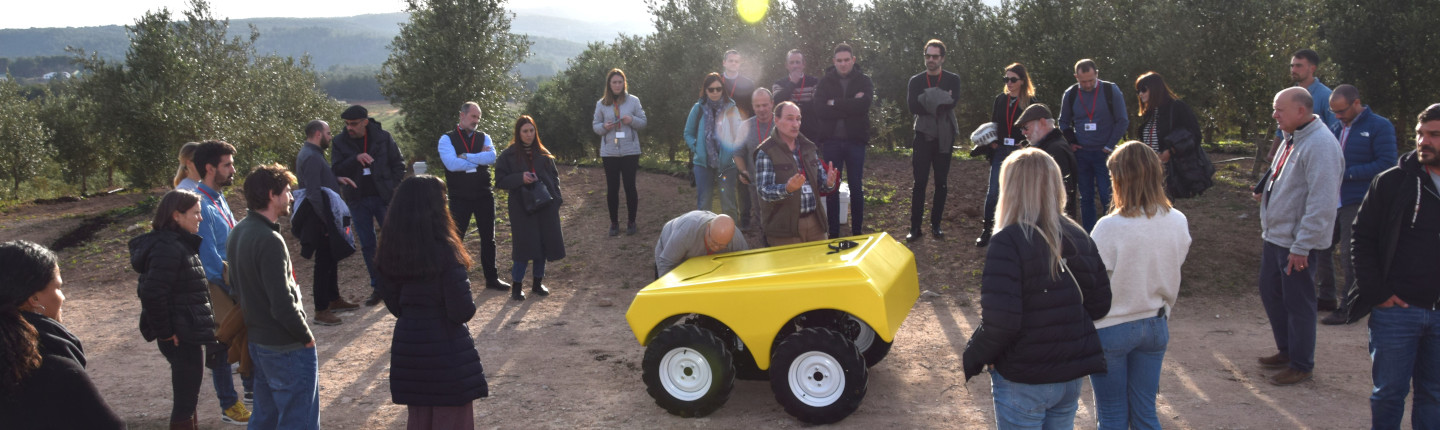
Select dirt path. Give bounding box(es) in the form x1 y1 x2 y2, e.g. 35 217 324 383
9 153 1379 429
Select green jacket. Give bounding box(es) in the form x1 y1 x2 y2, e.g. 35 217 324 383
227 214 313 349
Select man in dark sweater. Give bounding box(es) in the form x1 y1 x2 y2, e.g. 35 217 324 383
227 164 320 429
438 102 510 292
294 120 357 326
331 104 405 306
721 49 756 119
1348 103 1440 428
812 43 874 239
905 39 961 242
772 49 821 140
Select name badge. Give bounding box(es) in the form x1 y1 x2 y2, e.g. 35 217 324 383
1084 123 1098 132
801 182 813 194
1361 132 1370 137
466 168 477 173
363 168 372 176
1004 138 1016 146
616 131 626 139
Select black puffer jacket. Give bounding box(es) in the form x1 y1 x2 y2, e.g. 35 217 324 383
963 222 1111 384
380 262 489 406
129 229 217 344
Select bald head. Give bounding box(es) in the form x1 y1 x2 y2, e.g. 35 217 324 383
706 215 736 253
1272 87 1315 133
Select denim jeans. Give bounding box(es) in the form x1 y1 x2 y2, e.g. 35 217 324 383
511 259 546 282
984 157 1002 223
823 139 866 237
350 195 387 289
1369 305 1440 429
1090 316 1169 430
1258 242 1318 372
990 370 1083 430
1075 149 1113 231
248 343 319 430
693 164 738 218
206 342 252 410
1314 204 1359 304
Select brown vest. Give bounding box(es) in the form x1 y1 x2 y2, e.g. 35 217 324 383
757 134 829 238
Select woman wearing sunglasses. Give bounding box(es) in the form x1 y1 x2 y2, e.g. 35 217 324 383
1134 71 1203 199
977 63 1041 247
684 72 745 218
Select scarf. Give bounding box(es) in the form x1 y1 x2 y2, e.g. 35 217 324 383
703 98 726 168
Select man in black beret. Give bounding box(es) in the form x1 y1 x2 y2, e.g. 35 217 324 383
331 105 405 307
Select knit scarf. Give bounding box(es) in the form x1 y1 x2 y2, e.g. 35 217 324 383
703 98 726 168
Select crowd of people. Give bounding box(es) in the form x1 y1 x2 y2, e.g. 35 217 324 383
0 37 1434 430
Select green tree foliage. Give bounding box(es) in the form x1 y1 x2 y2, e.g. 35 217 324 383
1320 0 1440 145
379 0 531 163
526 36 647 160
0 76 54 197
76 0 338 187
36 81 109 195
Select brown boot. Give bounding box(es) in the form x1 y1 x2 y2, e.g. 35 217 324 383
313 309 342 326
1268 368 1313 386
170 413 197 430
328 297 360 313
1258 352 1290 369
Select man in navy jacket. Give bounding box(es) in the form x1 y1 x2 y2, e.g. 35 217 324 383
1318 84 1397 324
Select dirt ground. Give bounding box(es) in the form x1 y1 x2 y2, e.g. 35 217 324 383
1 152 1387 429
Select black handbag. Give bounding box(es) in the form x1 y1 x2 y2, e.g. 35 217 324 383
1162 106 1215 199
521 181 553 214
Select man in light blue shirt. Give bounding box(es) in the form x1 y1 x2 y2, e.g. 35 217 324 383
190 140 257 424
1058 59 1128 231
439 102 509 291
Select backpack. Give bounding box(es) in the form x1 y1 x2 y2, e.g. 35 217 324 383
1163 105 1216 198
1062 81 1120 146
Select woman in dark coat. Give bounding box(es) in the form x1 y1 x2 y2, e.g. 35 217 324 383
129 189 220 429
0 240 124 429
962 148 1112 429
495 115 566 301
1133 71 1202 198
978 62 1041 247
374 175 488 430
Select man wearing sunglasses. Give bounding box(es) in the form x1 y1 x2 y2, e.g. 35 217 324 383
330 105 405 306
905 39 961 242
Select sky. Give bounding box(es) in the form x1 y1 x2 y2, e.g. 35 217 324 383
0 0 652 29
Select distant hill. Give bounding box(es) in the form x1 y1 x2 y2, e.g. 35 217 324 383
0 11 651 77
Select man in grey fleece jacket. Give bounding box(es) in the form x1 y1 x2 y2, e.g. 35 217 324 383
1252 87 1344 386
227 164 320 429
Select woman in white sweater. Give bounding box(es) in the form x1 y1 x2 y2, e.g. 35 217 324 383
1088 141 1191 430
592 68 648 237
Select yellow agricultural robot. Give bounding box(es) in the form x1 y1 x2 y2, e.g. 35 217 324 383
625 233 920 424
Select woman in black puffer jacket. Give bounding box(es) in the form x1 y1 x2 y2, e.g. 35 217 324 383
962 148 1111 429
375 176 488 429
129 189 218 429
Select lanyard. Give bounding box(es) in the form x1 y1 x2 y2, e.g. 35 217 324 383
361 132 369 155
926 72 939 89
1082 86 1099 122
722 75 737 99
456 126 475 153
195 187 234 229
1272 139 1296 181
756 120 771 143
1339 126 1351 150
1006 97 1020 135
792 145 806 180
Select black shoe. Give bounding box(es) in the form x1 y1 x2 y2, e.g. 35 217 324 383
510 279 525 301
1318 298 1339 312
905 228 923 242
931 226 945 240
608 222 620 237
626 221 637 236
485 278 511 291
976 219 994 247
363 294 382 307
1321 310 1349 325
532 278 550 296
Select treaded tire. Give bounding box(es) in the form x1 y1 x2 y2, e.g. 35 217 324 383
769 327 868 424
842 315 893 367
642 324 736 417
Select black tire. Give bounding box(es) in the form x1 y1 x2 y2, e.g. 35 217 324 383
841 315 893 367
641 324 736 418
692 317 767 381
768 327 868 424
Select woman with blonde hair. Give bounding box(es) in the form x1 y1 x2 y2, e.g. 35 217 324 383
977 62 1041 247
1087 141 1191 430
962 148 1111 429
174 142 201 190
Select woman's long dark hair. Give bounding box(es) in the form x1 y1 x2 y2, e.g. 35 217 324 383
374 176 472 281
0 240 58 397
697 72 725 101
510 115 554 159
152 189 201 232
1135 71 1179 114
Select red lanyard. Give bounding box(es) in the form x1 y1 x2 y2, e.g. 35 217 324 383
1005 97 1020 135
362 132 369 155
1083 87 1099 122
926 72 938 88
195 187 233 229
1273 140 1296 181
722 75 737 99
1338 126 1350 150
757 120 771 143
793 146 806 180
456 126 475 152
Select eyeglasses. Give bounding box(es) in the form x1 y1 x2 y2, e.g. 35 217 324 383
1002 77 1021 84
1137 87 1149 94
706 86 724 93
924 54 943 59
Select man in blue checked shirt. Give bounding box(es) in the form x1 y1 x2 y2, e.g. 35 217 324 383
755 101 839 245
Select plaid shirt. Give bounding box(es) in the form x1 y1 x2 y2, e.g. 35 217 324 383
755 146 830 213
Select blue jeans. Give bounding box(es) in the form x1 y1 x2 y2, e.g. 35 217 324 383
248 343 319 430
823 139 866 237
207 342 253 410
990 370 1082 430
693 164 738 218
511 259 546 282
1369 305 1440 429
1258 242 1317 372
1090 316 1169 430
1075 149 1112 231
984 158 1002 223
350 195 387 289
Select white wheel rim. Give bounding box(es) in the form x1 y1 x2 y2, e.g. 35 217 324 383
847 316 876 352
787 351 846 407
659 347 712 401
